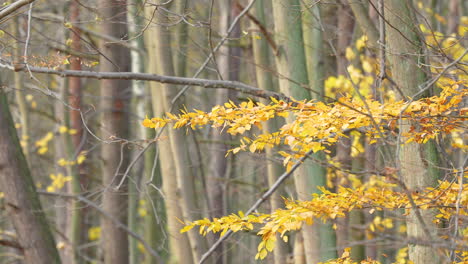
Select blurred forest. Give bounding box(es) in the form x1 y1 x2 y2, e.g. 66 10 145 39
0 0 467 264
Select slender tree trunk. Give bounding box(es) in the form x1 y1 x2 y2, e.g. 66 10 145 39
349 137 366 261
303 2 339 261
251 1 288 263
68 1 86 262
127 0 146 262
385 1 440 263
145 3 204 263
173 0 188 77
447 0 460 35
334 1 355 254
9 17 29 160
347 0 379 49
156 12 207 264
293 233 306 264
303 3 325 100
208 1 237 262
272 0 338 262
98 0 131 263
54 75 71 262
208 0 230 221
0 87 61 264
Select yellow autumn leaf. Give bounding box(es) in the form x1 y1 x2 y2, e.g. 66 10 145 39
77 154 86 164
59 126 68 133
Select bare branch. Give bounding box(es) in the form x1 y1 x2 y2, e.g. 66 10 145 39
198 149 314 264
0 62 289 101
38 191 164 263
0 0 36 21
0 239 23 251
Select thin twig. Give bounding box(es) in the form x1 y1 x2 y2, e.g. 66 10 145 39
38 191 164 263
170 0 258 105
450 156 468 261
198 149 314 264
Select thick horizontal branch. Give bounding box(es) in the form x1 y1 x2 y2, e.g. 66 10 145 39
0 238 23 251
0 62 289 101
0 0 36 20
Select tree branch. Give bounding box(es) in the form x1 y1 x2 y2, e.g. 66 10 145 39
0 0 36 21
0 238 23 251
38 191 164 263
0 61 289 101
198 149 314 264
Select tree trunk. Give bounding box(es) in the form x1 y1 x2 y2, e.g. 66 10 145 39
145 3 199 264
127 0 145 262
68 1 86 262
208 1 238 262
9 17 29 161
173 0 189 77
385 1 440 263
334 1 354 255
0 87 61 264
347 0 379 49
98 0 131 263
303 2 339 261
447 0 460 35
251 1 288 263
153 10 208 263
272 0 337 262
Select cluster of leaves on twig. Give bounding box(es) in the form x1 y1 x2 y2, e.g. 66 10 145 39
180 176 468 260
141 79 467 260
141 14 467 260
143 83 466 170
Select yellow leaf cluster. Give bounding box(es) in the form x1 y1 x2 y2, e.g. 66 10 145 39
144 85 466 171
35 132 54 155
46 173 72 192
88 226 101 241
180 176 468 259
57 152 87 167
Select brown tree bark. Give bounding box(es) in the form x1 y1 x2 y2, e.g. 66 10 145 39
98 0 131 263
207 1 240 263
0 87 61 264
67 1 86 263
335 1 354 253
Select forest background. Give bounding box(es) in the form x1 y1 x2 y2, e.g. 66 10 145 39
0 0 467 264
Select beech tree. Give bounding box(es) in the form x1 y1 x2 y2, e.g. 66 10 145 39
0 1 466 264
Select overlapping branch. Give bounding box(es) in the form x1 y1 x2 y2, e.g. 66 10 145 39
0 61 289 101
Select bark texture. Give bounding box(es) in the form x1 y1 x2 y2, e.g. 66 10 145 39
68 1 86 263
0 88 61 264
251 1 288 263
272 0 336 262
145 3 194 264
98 0 131 263
385 1 440 263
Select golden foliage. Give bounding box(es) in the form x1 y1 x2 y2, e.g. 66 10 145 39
180 176 468 259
